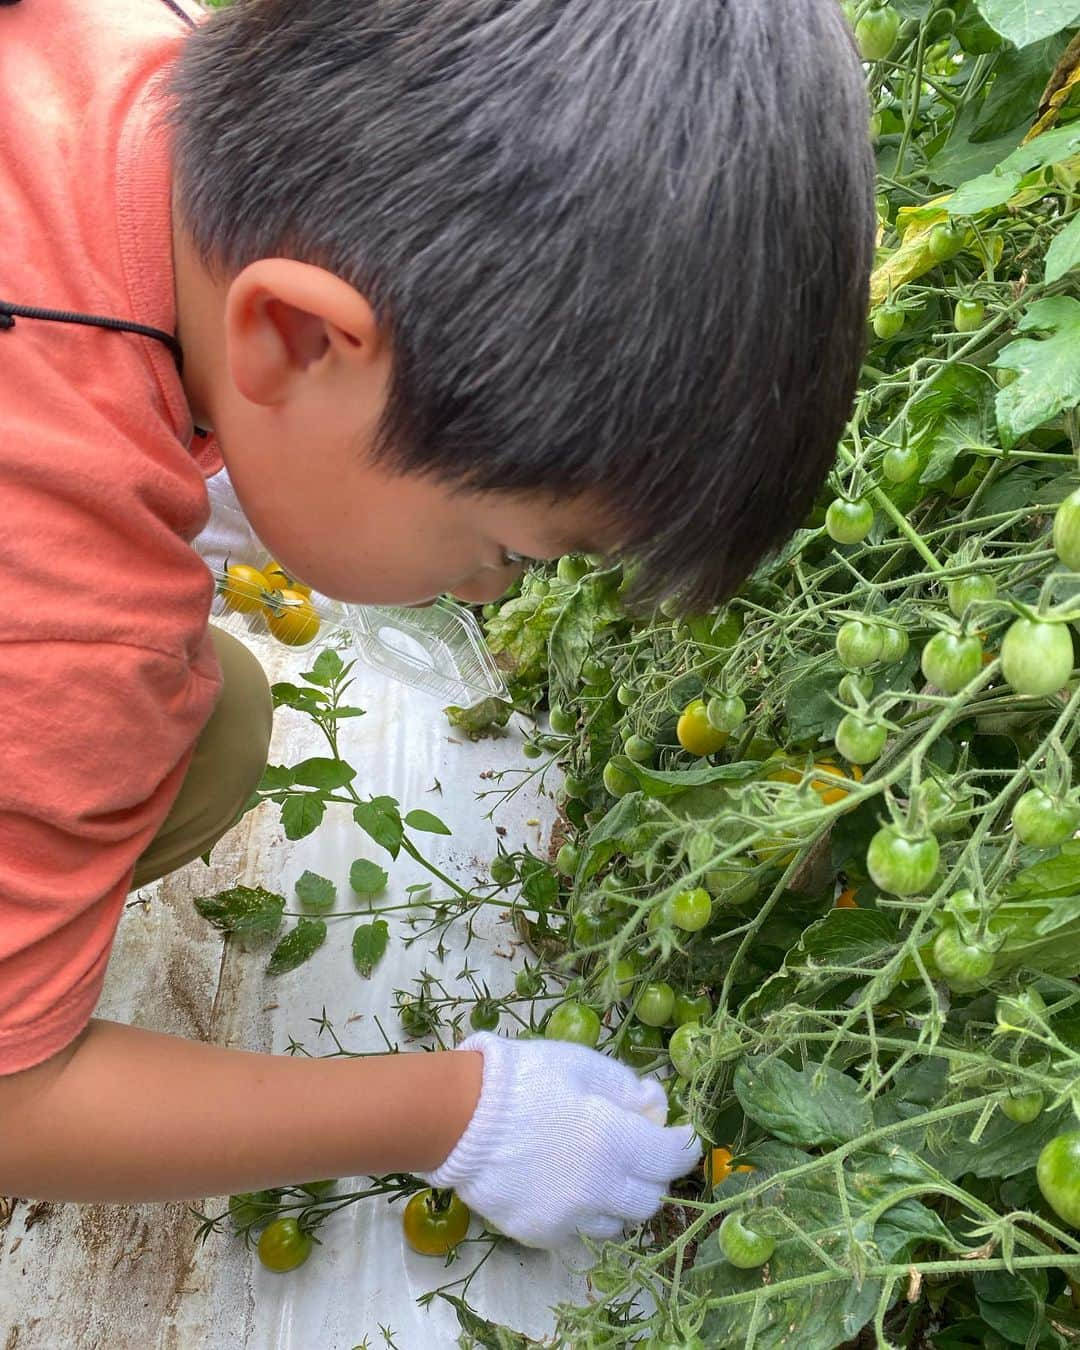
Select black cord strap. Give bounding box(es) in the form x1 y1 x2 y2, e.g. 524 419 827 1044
0 300 185 373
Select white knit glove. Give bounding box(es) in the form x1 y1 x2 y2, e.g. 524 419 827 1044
418 1032 701 1249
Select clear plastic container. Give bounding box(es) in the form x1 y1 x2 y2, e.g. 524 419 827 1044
195 471 509 709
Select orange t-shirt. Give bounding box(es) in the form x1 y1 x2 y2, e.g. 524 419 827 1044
0 0 224 1074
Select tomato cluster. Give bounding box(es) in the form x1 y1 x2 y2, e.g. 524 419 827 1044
220 560 322 648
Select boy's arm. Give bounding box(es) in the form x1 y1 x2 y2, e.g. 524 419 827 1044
0 1021 700 1249
0 1019 482 1201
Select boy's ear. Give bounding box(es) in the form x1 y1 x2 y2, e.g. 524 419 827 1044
224 259 383 406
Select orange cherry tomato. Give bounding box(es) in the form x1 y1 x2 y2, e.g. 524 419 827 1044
221 563 271 614
835 888 859 909
263 589 321 646
263 561 313 598
704 1146 756 1186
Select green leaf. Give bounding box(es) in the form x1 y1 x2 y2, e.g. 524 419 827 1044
280 794 326 841
259 764 295 791
351 919 390 977
444 698 513 736
548 575 623 697
734 1056 874 1146
783 662 847 743
579 793 646 881
193 885 285 937
302 648 347 687
404 809 452 836
740 909 901 1019
946 166 1025 214
1046 211 1080 282
266 917 327 975
607 755 764 799
928 1102 1072 1179
271 681 327 711
291 757 356 790
438 1291 545 1348
353 799 403 857
973 0 1080 48
520 856 560 909
971 36 1072 139
994 296 1080 447
294 870 336 913
349 858 389 896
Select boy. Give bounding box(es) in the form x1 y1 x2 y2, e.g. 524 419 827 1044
0 0 875 1249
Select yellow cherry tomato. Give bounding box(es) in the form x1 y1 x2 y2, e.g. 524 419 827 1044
221 563 272 614
677 699 729 757
263 561 313 598
264 589 321 646
768 760 863 806
704 1146 755 1186
402 1188 471 1256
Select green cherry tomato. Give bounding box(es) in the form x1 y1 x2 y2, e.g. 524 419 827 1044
668 1021 708 1078
718 1212 776 1269
1001 618 1075 698
706 694 747 733
928 220 965 262
1053 489 1080 570
257 1217 314 1273
835 713 887 766
612 957 640 1001
624 734 656 764
1038 1132 1080 1227
549 703 577 735
563 773 589 799
582 657 610 687
667 887 713 932
573 906 620 947
603 760 638 797
616 683 638 706
636 981 676 1028
546 1001 601 1047
557 555 591 585
617 1020 665 1069
872 304 906 340
838 672 874 703
490 855 516 886
522 741 543 760
920 631 982 694
996 988 1047 1033
878 626 910 664
947 574 998 618
665 1074 692 1125
470 999 501 1032
825 498 875 545
1000 1091 1044 1124
403 1188 471 1256
954 298 986 333
932 927 994 988
837 619 884 670
556 842 581 876
672 992 713 1027
867 826 940 896
1013 789 1080 848
855 3 900 61
882 443 919 482
515 965 544 998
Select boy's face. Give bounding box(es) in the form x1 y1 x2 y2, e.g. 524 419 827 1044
175 239 620 605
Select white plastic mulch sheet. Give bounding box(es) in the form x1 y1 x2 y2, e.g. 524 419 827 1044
0 627 590 1348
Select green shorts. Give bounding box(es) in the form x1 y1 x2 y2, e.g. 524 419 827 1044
130 627 273 889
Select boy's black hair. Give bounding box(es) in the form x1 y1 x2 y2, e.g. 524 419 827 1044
169 0 876 609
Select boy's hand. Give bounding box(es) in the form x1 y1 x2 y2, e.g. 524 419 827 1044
418 1032 701 1249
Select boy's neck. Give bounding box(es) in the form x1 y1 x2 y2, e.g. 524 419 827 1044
171 189 223 434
